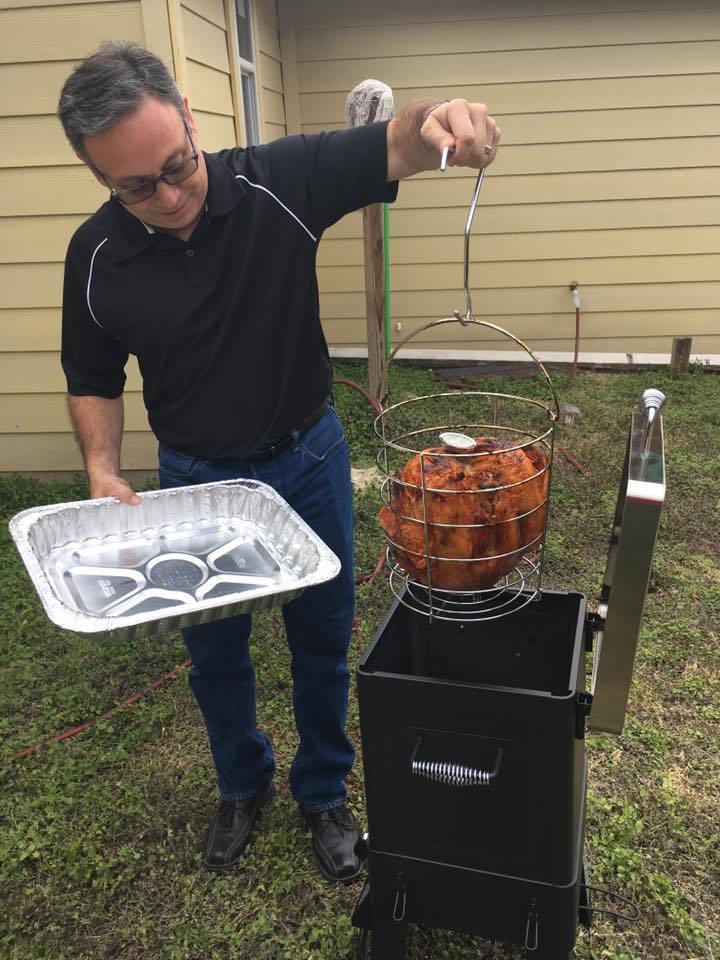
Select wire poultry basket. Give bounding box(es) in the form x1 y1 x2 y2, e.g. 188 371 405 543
375 170 560 623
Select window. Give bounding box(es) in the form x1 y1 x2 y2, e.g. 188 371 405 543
234 0 261 145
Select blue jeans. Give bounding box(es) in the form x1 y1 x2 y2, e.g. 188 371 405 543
158 407 355 811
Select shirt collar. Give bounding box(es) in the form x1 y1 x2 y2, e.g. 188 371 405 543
107 150 246 263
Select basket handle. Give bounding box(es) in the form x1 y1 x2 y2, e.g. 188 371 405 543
381 169 559 419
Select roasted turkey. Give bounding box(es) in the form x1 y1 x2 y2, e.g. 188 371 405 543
379 437 549 590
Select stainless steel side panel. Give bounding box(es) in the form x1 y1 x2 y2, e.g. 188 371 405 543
590 407 666 734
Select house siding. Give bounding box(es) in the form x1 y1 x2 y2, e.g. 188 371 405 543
0 0 286 471
2 0 718 472
292 0 720 363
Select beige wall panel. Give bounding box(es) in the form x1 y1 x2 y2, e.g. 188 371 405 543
325 315 718 348
0 116 76 168
347 311 718 343
1 263 62 309
194 110 237 150
261 88 285 125
263 121 286 142
319 283 720 320
317 255 720 294
1 352 142 394
0 216 85 264
324 196 720 241
338 335 720 355
0 167 104 217
301 74 720 125
0 431 157 472
187 58 234 115
398 168 720 210
0 2 143 63
259 51 283 93
0 395 72 433
0 309 60 351
183 0 225 27
298 42 720 92
140 0 173 64
0 391 148 432
181 5 229 71
497 106 720 146
255 0 278 30
0 356 58 397
317 227 720 267
0 61 80 116
296 0 720 29
255 12 281 61
297 10 720 61
0 0 119 8
304 135 720 176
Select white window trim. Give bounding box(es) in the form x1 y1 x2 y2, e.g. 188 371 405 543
229 0 262 146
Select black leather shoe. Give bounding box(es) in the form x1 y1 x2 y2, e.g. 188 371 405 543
203 783 274 872
303 803 363 883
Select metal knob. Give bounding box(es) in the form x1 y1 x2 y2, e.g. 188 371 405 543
640 389 666 465
641 389 666 427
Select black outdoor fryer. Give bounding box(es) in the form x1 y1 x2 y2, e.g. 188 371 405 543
351 171 667 960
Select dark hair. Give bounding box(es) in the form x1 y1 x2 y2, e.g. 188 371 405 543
58 41 185 156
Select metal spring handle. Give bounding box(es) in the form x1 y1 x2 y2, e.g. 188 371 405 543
410 737 503 787
411 759 496 787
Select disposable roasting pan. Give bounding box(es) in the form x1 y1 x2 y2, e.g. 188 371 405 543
9 479 341 641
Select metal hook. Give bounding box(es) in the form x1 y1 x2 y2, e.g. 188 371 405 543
524 901 539 951
457 167 486 324
392 874 407 922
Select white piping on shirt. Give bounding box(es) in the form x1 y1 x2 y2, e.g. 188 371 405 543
87 237 109 329
235 174 317 243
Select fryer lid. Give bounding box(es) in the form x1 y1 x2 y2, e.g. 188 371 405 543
590 402 666 734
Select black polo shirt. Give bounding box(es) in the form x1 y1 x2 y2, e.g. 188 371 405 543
61 121 398 459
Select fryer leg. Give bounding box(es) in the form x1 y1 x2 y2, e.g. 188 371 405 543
369 921 408 960
578 855 592 928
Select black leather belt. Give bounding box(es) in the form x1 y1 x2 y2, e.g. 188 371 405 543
244 397 331 462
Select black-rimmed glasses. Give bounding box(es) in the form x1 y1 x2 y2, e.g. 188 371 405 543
101 128 199 206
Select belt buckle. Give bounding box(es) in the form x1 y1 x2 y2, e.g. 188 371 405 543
267 434 293 459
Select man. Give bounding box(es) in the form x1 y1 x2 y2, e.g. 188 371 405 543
57 42 500 881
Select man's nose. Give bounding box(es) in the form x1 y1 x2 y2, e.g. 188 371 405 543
154 179 183 206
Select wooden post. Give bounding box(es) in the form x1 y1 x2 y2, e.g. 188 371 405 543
671 336 692 376
362 202 387 402
346 83 393 402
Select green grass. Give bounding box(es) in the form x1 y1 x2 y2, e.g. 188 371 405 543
1 363 719 959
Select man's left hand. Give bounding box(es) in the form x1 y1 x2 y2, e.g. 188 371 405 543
387 97 501 180
422 99 501 169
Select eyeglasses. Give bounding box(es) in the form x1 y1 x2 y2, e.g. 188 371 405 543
101 128 199 206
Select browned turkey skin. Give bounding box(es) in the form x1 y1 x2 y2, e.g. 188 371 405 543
379 437 549 590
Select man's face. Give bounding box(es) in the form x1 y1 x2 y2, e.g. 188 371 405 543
81 94 208 240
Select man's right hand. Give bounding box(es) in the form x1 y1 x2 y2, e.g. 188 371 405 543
89 472 141 505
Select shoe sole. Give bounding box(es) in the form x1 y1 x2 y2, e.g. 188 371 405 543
203 785 275 873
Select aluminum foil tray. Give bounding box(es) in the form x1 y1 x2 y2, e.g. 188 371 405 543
9 479 341 641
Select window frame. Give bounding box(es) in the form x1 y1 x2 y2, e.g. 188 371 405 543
227 0 262 147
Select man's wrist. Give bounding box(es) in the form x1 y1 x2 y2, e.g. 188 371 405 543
86 462 121 484
421 99 448 124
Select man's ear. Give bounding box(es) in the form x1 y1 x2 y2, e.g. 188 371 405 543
183 96 200 143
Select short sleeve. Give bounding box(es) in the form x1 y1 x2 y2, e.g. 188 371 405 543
61 233 128 398
244 122 398 238
304 123 399 233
